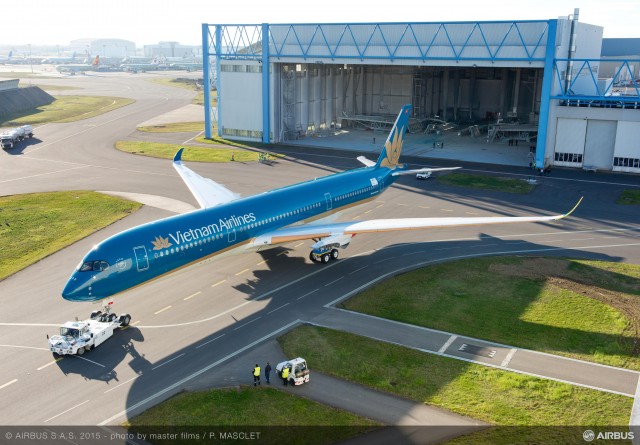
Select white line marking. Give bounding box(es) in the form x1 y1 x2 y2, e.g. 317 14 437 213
374 257 393 264
99 320 301 426
211 279 227 287
325 276 344 286
131 321 141 326
235 268 250 276
234 317 261 330
104 376 138 394
45 400 90 423
154 306 172 315
631 375 640 428
37 358 63 371
267 303 290 315
349 266 368 275
195 334 225 349
0 165 89 184
298 289 319 300
184 291 201 301
0 379 18 390
74 356 105 368
438 335 458 354
402 251 422 256
501 348 518 368
294 242 305 248
152 353 186 371
0 344 51 350
256 260 268 266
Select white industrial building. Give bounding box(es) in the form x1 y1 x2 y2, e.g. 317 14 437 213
69 38 136 59
203 12 640 173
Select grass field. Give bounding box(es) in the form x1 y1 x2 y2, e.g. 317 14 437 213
0 95 135 125
0 191 140 280
618 189 640 205
115 141 276 163
342 256 640 370
126 386 378 445
278 326 632 426
436 173 535 194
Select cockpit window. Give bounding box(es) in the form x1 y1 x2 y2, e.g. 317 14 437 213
79 261 110 272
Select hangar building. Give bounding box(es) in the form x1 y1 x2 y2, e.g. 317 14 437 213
202 11 640 174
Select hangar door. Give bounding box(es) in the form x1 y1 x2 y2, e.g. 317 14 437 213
553 118 586 167
583 120 616 170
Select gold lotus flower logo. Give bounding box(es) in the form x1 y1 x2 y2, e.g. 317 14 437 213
151 235 172 250
380 125 404 169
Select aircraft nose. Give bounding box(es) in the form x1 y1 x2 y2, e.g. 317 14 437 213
62 275 82 301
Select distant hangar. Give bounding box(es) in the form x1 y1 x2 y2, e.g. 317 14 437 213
202 11 640 174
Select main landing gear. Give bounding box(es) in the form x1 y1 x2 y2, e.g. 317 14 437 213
309 247 340 264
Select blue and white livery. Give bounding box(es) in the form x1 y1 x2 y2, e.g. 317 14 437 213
62 105 580 302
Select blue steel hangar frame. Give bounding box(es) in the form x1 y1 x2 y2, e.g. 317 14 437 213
202 21 640 170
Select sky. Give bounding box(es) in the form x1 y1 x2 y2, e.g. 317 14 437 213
1 0 637 47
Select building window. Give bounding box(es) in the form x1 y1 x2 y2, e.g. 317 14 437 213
614 157 640 168
554 152 583 163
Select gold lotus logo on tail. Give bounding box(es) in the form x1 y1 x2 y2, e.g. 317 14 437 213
151 235 172 250
380 125 404 169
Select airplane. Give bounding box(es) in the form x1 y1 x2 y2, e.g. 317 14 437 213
57 55 101 74
42 51 77 64
169 62 202 72
0 50 12 63
62 104 581 302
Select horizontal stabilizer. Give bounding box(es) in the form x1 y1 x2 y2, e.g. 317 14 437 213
392 167 461 176
357 156 376 167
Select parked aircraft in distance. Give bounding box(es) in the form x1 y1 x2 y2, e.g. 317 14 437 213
0 50 13 63
57 55 102 74
169 62 202 72
42 51 77 64
62 105 581 302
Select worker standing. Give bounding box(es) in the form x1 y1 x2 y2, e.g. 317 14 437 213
253 364 261 386
265 362 271 384
282 365 289 386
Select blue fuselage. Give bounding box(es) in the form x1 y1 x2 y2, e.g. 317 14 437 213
62 165 399 301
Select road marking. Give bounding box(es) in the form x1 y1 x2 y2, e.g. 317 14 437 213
195 334 225 349
438 335 458 354
104 376 138 394
0 344 51 351
0 379 18 390
131 321 141 326
37 358 63 371
376 204 384 209
397 203 408 206
234 317 261 330
294 242 304 248
152 353 186 371
325 276 344 286
184 291 201 301
267 303 290 315
298 289 319 300
74 356 105 368
501 348 518 368
256 260 268 266
465 212 478 215
349 266 368 275
364 209 373 214
631 375 640 428
211 279 227 287
276 250 289 256
45 400 90 423
440 209 454 212
402 251 422 256
0 165 89 185
235 268 250 276
154 306 172 315
374 257 394 264
418 206 430 209
100 320 301 426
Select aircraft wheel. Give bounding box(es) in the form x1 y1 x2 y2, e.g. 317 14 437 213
321 253 330 264
330 249 339 260
76 347 85 356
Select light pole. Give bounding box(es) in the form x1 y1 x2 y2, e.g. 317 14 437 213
28 44 33 74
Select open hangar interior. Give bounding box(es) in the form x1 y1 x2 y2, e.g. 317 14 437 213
204 15 640 173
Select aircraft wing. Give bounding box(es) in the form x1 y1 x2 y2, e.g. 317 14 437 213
249 198 582 248
173 148 240 208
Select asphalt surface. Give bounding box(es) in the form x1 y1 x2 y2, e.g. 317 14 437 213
1 70 640 441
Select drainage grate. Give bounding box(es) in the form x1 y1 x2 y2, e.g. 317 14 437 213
458 343 497 358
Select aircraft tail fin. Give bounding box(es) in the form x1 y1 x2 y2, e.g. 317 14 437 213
375 104 412 169
8 50 12 60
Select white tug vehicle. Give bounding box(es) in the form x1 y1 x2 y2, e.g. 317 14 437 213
48 302 131 356
276 357 310 386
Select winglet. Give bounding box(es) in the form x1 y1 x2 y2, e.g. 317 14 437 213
559 196 583 220
173 148 184 163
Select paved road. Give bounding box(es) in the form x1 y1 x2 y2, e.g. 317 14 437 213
1 71 639 435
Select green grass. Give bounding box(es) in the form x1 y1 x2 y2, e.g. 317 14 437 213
618 189 640 205
0 191 141 280
115 140 276 163
437 173 535 194
0 95 135 125
342 257 640 370
278 326 632 426
126 386 378 445
137 122 204 133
